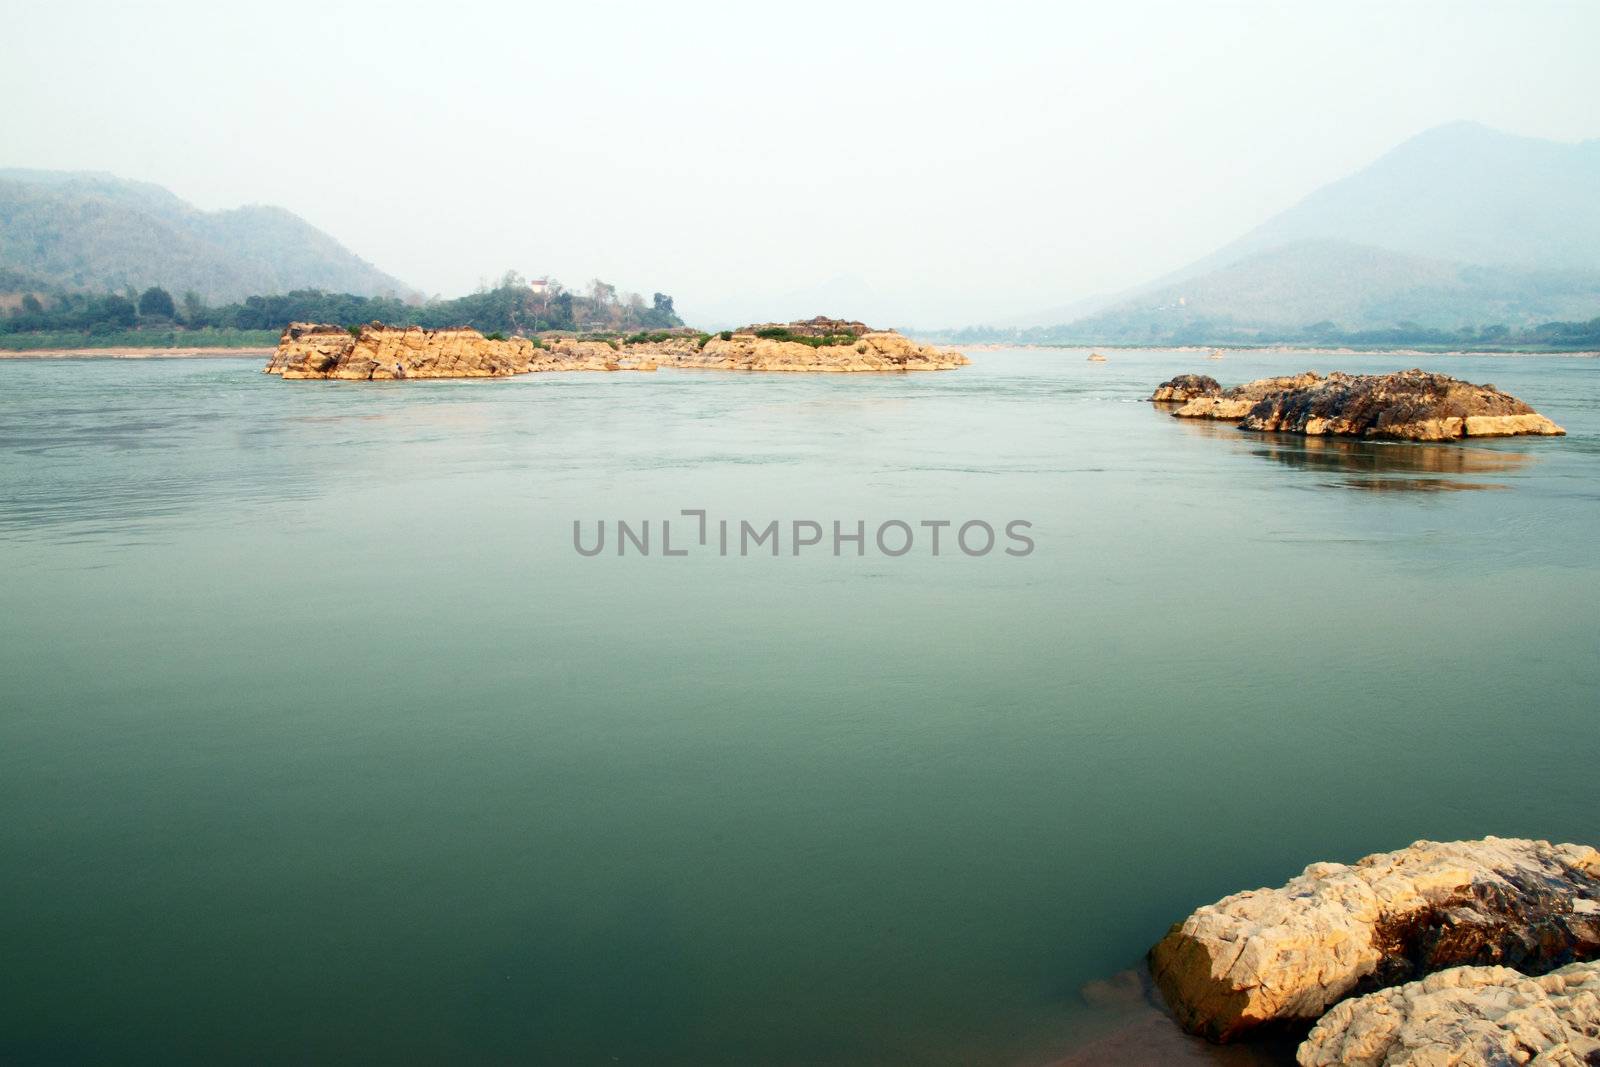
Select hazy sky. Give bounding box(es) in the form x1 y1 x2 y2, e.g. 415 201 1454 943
5 0 1599 327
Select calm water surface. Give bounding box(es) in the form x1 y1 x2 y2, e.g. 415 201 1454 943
2 350 1597 1064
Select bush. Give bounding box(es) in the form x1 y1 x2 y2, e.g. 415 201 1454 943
719 330 733 341
485 331 507 341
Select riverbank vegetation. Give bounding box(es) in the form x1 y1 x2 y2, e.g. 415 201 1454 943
930 315 1600 352
0 272 682 349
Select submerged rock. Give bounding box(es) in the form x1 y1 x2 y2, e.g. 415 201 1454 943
1171 373 1326 420
1148 837 1600 1042
1240 368 1566 440
1151 374 1222 402
1297 962 1600 1066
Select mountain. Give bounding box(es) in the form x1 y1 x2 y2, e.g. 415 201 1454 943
0 169 410 302
1065 240 1600 339
1188 122 1600 277
1011 123 1600 342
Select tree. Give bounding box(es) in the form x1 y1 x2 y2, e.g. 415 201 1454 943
652 293 674 316
138 286 176 319
181 290 206 325
21 293 43 314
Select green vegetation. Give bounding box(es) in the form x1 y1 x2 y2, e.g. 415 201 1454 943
0 169 408 303
137 286 175 319
1 271 683 349
719 330 733 341
751 327 858 348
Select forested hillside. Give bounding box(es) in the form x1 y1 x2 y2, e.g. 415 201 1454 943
0 170 409 302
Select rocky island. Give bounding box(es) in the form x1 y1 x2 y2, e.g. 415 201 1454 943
264 317 967 380
1146 837 1600 1057
1151 369 1565 439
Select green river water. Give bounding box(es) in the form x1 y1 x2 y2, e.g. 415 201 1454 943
2 349 1596 1064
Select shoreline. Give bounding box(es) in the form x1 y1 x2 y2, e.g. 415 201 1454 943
0 346 274 359
928 342 1600 357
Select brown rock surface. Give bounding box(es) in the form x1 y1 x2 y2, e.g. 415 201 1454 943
1152 374 1223 402
1172 373 1327 420
1149 838 1600 1042
1297 962 1600 1067
646 331 968 373
266 322 966 379
1240 368 1566 440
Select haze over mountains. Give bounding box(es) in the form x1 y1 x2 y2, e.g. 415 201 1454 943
992 123 1600 342
3 122 1597 342
0 170 410 303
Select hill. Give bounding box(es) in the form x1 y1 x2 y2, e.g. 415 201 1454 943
0 169 410 302
1188 122 1600 276
961 123 1600 344
1064 240 1600 341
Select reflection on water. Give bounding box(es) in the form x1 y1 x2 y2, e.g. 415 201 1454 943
1159 408 1535 491
1248 433 1531 492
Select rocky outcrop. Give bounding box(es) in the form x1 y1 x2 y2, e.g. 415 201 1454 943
264 323 655 380
647 331 968 373
1172 373 1327 419
1297 962 1600 1066
739 315 873 338
1165 369 1565 438
1241 369 1566 439
266 321 965 379
1151 374 1222 402
1149 838 1600 1042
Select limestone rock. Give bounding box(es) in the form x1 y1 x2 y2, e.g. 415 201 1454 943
1152 374 1223 403
1172 373 1327 420
264 323 614 380
1240 368 1566 440
1149 837 1600 1042
1297 961 1600 1066
644 331 968 373
266 321 967 379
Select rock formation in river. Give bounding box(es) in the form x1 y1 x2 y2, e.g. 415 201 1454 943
1148 837 1600 1042
265 320 966 379
1169 372 1326 419
1151 374 1222 402
1297 961 1600 1066
264 323 657 380
654 330 967 373
1240 368 1566 440
1159 370 1565 439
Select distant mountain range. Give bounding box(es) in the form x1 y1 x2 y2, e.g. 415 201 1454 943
0 170 410 303
965 122 1600 342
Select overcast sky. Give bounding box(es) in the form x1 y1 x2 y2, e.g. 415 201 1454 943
5 0 1599 327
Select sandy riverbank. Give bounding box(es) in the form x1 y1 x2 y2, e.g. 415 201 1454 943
0 347 275 359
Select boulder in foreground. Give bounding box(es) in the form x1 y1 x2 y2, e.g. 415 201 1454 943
1157 369 1564 439
1148 837 1600 1042
1297 961 1600 1066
